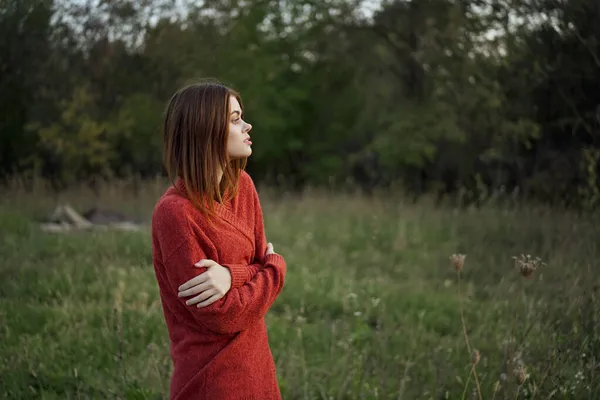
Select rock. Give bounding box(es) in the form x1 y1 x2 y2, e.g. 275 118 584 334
82 208 132 225
48 205 93 229
40 204 144 233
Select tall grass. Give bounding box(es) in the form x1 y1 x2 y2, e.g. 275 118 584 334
1 179 599 399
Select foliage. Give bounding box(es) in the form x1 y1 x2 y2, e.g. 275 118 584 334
1 0 599 206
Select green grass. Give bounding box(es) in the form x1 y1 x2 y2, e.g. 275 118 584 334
1 181 599 399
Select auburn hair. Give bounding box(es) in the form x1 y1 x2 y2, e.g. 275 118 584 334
162 81 247 217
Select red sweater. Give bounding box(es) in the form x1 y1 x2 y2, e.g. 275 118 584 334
151 171 286 400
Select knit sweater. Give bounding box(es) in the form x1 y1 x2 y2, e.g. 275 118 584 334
151 171 286 400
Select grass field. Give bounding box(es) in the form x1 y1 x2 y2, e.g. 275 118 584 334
1 180 599 399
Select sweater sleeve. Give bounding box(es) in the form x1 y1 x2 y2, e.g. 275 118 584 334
221 262 262 288
160 215 286 335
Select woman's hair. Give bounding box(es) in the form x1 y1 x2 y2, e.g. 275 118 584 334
162 81 247 216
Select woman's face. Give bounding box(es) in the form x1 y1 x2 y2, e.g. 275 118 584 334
227 96 253 160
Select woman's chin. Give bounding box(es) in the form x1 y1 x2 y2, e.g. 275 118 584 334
229 149 252 160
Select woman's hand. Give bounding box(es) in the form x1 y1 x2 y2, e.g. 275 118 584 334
178 243 275 308
177 260 232 308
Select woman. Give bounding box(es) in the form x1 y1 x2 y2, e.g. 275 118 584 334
151 81 287 400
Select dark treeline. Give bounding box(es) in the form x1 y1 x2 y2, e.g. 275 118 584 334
1 0 599 208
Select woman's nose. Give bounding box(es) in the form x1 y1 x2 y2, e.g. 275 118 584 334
244 122 252 132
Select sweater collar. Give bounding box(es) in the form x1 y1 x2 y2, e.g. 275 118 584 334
172 179 254 244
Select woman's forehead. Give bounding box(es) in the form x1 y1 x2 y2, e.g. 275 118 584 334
229 95 243 113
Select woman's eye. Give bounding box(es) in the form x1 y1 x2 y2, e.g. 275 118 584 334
232 118 240 124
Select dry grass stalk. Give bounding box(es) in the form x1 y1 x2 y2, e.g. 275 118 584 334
506 254 544 394
472 349 481 366
451 254 483 400
451 253 549 398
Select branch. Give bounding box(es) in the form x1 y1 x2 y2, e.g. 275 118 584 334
572 26 600 69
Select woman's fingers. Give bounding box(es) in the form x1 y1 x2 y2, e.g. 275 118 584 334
178 273 208 292
178 281 211 298
194 259 218 268
177 259 216 292
196 293 223 308
265 242 274 255
185 288 218 306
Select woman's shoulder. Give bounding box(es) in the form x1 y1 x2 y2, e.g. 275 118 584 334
238 169 258 194
152 186 196 230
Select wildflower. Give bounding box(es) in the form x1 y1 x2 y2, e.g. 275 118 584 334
470 389 478 400
513 254 544 278
493 381 501 392
450 254 466 272
513 365 527 385
471 349 481 366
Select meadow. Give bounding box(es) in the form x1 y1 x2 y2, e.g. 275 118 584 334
1 180 599 399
